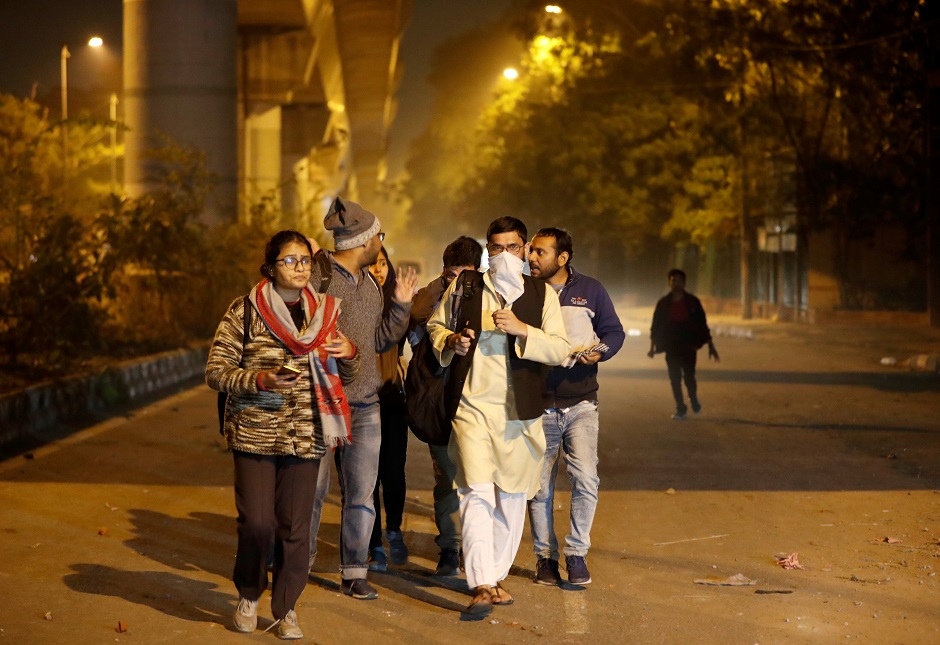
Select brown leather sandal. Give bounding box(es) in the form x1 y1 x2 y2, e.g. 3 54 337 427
464 585 494 616
493 582 514 606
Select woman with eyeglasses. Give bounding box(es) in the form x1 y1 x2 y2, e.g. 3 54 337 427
206 229 359 640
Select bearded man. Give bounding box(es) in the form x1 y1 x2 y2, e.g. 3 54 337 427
525 227 625 587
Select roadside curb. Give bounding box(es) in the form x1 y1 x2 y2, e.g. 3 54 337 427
0 344 209 448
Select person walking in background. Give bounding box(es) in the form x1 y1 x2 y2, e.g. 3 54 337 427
366 246 410 572
648 268 719 420
426 217 569 618
526 227 624 587
206 230 359 639
407 235 483 576
307 198 417 601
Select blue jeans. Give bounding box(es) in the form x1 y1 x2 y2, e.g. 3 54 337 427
528 400 600 560
309 402 382 580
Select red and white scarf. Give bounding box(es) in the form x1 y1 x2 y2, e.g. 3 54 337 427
250 279 352 447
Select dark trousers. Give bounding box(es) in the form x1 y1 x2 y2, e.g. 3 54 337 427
665 348 698 413
371 391 408 549
232 451 319 619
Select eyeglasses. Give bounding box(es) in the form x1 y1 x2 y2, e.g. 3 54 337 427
276 256 312 270
486 243 523 254
378 232 386 242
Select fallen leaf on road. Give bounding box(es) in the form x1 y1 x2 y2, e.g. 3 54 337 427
44 612 53 621
665 488 676 495
105 502 119 511
694 573 757 586
776 552 804 569
755 589 793 594
116 620 128 633
883 536 902 544
97 527 109 536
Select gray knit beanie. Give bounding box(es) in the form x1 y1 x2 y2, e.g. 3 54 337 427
324 196 381 251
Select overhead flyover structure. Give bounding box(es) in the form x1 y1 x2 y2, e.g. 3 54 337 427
123 0 410 226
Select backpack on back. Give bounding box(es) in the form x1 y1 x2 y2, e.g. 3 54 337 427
405 270 481 445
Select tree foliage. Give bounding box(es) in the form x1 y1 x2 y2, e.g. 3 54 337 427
0 94 264 379
403 0 928 305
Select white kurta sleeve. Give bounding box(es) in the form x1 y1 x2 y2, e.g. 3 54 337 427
426 276 460 367
515 286 570 366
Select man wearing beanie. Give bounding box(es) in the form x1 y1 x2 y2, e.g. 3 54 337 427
308 197 417 600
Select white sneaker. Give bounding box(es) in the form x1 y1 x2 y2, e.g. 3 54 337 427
275 609 303 640
233 597 258 633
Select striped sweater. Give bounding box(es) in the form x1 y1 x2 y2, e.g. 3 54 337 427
206 296 360 459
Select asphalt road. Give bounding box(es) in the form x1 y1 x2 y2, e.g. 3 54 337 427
2 315 939 644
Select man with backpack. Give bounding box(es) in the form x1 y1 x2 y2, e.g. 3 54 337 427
306 197 417 601
425 216 570 617
406 235 483 577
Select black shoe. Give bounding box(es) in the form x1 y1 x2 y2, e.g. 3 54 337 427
565 555 592 585
534 556 561 585
690 398 701 414
368 546 387 572
435 549 460 576
341 578 378 600
386 529 409 565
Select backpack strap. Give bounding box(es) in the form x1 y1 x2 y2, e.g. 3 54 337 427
239 294 251 368
313 249 333 293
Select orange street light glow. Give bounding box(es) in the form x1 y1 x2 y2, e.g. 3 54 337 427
545 5 562 13
503 67 519 80
88 37 104 47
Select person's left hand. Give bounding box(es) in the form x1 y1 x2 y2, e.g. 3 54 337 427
578 351 602 365
394 267 419 303
708 343 720 362
493 309 527 338
325 329 355 359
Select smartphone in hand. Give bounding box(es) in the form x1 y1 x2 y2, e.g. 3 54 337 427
278 364 302 376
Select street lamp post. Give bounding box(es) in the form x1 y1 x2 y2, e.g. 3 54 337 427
110 93 118 194
61 44 70 188
60 37 109 193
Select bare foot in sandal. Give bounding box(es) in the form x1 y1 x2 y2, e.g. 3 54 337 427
464 585 494 617
493 582 514 606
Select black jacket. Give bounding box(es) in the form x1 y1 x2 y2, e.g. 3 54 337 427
650 291 712 354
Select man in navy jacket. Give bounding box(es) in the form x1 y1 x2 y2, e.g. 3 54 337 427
526 227 625 586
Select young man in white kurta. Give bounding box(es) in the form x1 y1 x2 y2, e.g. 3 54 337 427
426 217 569 605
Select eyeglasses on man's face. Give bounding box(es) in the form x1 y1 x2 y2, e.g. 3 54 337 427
486 243 523 255
276 256 312 270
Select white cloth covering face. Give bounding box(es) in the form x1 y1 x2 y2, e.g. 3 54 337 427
487 251 525 306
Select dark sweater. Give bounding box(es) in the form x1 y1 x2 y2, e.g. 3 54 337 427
650 291 712 354
309 253 411 406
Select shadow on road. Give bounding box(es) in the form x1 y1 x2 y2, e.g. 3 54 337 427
63 563 232 626
124 509 235 579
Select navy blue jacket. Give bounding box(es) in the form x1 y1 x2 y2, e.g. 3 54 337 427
544 268 625 408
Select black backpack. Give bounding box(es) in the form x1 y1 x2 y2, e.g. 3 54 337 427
217 250 334 435
405 270 480 445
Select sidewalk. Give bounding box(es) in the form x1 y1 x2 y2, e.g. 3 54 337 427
616 300 940 374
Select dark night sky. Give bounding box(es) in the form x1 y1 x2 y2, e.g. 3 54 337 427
0 0 515 175
0 1 124 96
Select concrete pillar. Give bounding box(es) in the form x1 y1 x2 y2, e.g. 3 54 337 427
123 0 237 224
244 106 282 210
